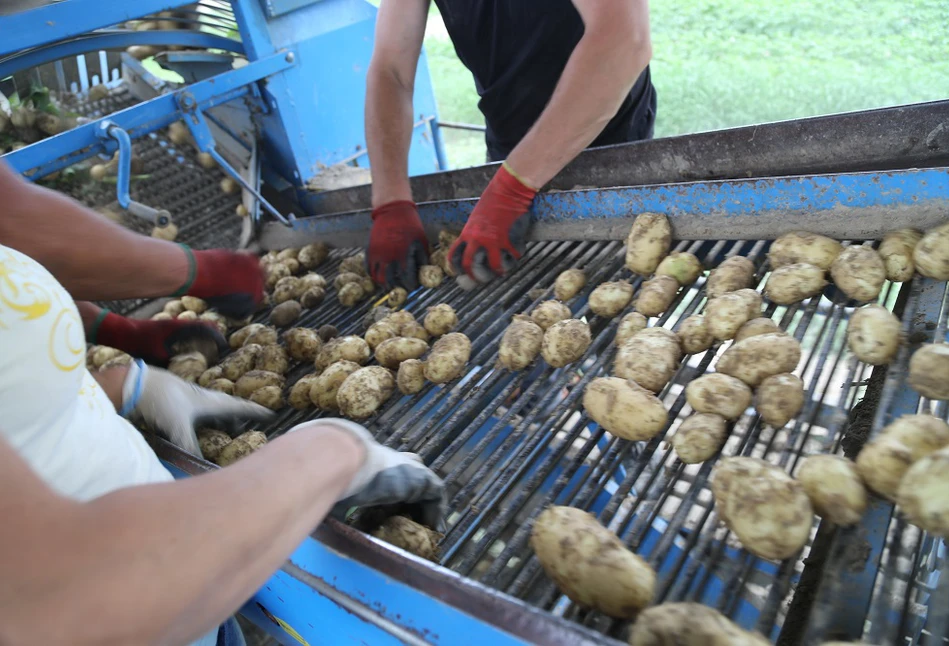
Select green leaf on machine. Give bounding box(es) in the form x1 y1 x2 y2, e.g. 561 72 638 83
28 82 61 115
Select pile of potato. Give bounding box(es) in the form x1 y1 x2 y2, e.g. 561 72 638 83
85 345 132 372
197 429 267 466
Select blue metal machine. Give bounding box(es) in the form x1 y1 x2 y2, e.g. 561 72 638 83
3 2 949 644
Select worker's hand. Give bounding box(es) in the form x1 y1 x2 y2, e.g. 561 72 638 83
122 359 274 457
450 162 537 283
292 419 446 531
91 309 226 367
367 200 429 290
184 246 266 318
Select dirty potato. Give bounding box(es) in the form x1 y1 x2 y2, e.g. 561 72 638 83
628 602 770 646
829 245 886 302
230 323 264 349
91 346 128 370
298 242 329 269
365 321 399 350
908 343 949 400
288 374 319 410
315 336 371 370
181 295 207 313
685 373 752 420
897 446 949 536
177 311 198 321
397 359 426 395
615 328 682 393
768 231 842 270
553 268 586 301
541 319 592 368
399 321 431 342
310 360 361 410
274 275 304 300
847 304 901 365
338 282 365 307
716 333 802 387
339 253 368 276
235 370 285 398
198 365 224 388
797 455 867 526
677 315 714 354
270 300 302 327
375 337 429 369
764 262 827 305
655 251 703 286
423 304 458 337
583 377 668 441
735 317 784 343
615 312 648 347
634 275 680 317
705 293 753 341
214 431 267 466
164 299 187 317
387 287 408 307
249 385 284 410
256 345 289 374
300 273 327 291
207 378 235 395
879 228 922 282
531 300 572 331
284 327 322 362
371 516 441 562
706 256 756 298
265 262 291 290
589 281 634 318
337 366 396 419
530 505 656 618
197 429 232 462
300 287 325 309
672 413 728 464
220 344 261 381
755 373 804 428
419 265 444 288
244 325 278 347
625 212 672 276
854 414 949 500
499 315 544 370
424 333 471 383
914 221 949 280
168 352 207 382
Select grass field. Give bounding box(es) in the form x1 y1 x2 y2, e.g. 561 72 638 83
423 0 949 169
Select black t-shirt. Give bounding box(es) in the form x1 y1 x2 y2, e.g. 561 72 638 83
433 0 657 162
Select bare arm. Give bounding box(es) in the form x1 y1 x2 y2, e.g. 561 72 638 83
365 0 431 207
506 0 652 188
0 426 364 646
0 160 189 300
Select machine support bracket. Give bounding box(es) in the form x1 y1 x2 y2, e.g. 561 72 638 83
95 120 171 227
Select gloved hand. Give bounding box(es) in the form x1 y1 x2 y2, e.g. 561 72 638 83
450 162 537 283
290 419 446 531
91 309 226 366
367 200 429 290
181 245 265 318
121 359 274 457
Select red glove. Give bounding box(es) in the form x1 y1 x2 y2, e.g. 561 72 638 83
367 200 429 290
177 246 265 318
449 163 536 283
90 310 226 366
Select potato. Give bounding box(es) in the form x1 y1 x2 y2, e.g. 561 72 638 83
274 276 304 301
168 352 207 382
284 327 322 362
198 311 228 335
685 373 752 420
164 299 186 317
553 268 586 301
207 378 235 395
589 281 634 318
399 321 431 342
424 333 471 383
274 249 298 262
856 436 913 501
711 457 813 560
338 282 365 307
583 377 668 441
755 373 804 428
375 337 428 369
438 229 459 249
300 287 326 309
879 229 922 282
430 249 449 276
424 304 458 337
300 273 327 291
625 212 672 276
797 455 867 526
735 317 783 343
830 245 886 302
909 343 949 399
265 263 291 290
151 223 178 241
337 366 396 419
371 516 441 562
288 374 319 410
419 265 444 288
716 333 801 387
249 385 284 410
197 429 231 462
339 253 368 276
364 306 394 330
315 336 371 370
897 446 949 536
365 321 399 350
270 300 302 327
615 312 648 347
768 231 842 270
229 323 263 349
198 365 224 388
614 329 682 393
674 315 712 354
705 293 752 341
177 310 198 321
244 325 278 347
763 262 826 305
181 295 208 314
386 310 416 329
628 602 771 646
531 300 572 331
387 287 408 307
655 252 703 286
915 221 949 280
672 413 728 464
530 505 655 618
256 345 289 374
397 359 426 395
540 319 591 368
847 304 901 365
317 324 339 341
220 344 261 381
634 275 679 317
334 271 363 291
298 242 329 269
91 346 128 370
152 312 173 321
235 370 285 398
885 414 949 460
310 360 360 410
499 315 544 370
215 430 267 466
706 256 756 298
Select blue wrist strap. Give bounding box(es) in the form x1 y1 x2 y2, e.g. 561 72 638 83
119 359 146 418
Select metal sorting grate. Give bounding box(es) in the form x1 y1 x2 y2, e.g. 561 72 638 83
218 236 948 644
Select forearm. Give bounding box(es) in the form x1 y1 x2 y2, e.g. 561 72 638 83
0 161 188 300
506 30 652 188
0 427 363 646
365 68 417 206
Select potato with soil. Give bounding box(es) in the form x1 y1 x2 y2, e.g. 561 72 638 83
288 374 319 410
541 319 592 368
625 212 672 276
706 256 756 298
91 346 129 370
915 221 949 280
300 273 327 291
633 275 679 317
717 333 802 387
270 300 302 327
339 253 368 276
365 321 399 350
375 337 428 369
386 310 416 329
879 228 922 282
399 321 430 342
244 325 278 347
705 293 753 341
387 287 408 307
672 414 728 464
589 281 634 318
229 323 264 349
177 311 198 321
553 268 586 301
531 300 572 331
847 304 901 365
583 377 668 441
207 378 235 395
615 312 648 347
299 287 325 309
397 359 426 395
333 272 361 291
628 602 771 646
337 366 396 418
235 370 285 398
908 343 949 400
273 276 304 302
310 360 361 410
530 505 656 618
830 245 886 302
676 315 714 354
198 365 224 388
198 429 232 462
764 262 827 305
298 242 329 269
215 430 268 466
338 282 365 307
284 327 322 362
265 263 291 290
371 516 441 562
655 252 703 286
897 446 949 536
855 414 949 500
755 373 804 428
419 265 444 288
424 333 471 383
423 304 458 337
711 457 813 560
768 231 842 270
686 373 752 420
220 344 261 381
735 317 784 343
168 352 207 383
256 345 289 374
797 455 867 526
614 328 682 393
181 296 207 314
249 385 284 410
499 315 544 370
315 336 371 370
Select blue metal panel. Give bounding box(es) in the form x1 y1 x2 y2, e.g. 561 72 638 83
259 0 328 19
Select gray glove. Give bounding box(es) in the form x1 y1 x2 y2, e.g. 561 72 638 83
121 359 274 456
290 419 446 531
